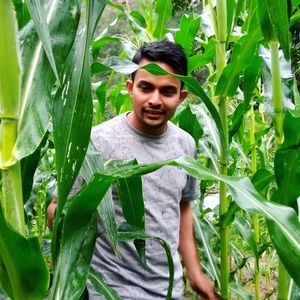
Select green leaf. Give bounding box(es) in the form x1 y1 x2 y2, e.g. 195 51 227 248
92 36 121 59
174 103 203 146
235 213 259 263
215 17 262 97
88 269 122 300
117 223 174 299
52 0 108 259
0 205 49 300
12 0 31 29
153 0 172 39
174 13 201 57
188 40 216 73
14 0 81 161
80 143 118 254
26 0 60 83
265 0 291 60
115 161 146 263
193 214 220 287
251 168 274 193
272 111 300 208
49 176 113 300
257 0 277 43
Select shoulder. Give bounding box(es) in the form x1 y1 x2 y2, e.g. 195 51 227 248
91 114 127 152
167 121 196 151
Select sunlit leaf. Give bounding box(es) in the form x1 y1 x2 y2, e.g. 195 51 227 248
153 0 172 39
174 13 201 57
14 0 81 161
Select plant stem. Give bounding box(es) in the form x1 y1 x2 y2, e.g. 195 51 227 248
0 120 25 235
269 41 284 145
216 0 229 298
269 40 288 300
249 105 261 300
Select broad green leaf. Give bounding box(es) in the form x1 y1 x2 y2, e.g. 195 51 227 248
92 36 121 59
52 0 108 259
0 206 49 300
215 16 262 97
49 176 112 300
174 103 203 146
265 0 291 60
188 40 216 73
88 269 122 300
26 0 59 83
290 8 300 27
153 0 172 39
14 0 81 161
174 13 201 57
115 161 146 263
251 168 274 193
257 0 277 43
272 111 300 208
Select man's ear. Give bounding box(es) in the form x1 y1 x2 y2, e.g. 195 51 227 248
179 90 188 103
126 79 133 94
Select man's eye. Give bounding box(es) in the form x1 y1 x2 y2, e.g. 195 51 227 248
139 84 151 92
161 88 176 96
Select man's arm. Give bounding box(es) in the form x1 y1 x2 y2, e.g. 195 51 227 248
47 197 57 229
179 201 219 300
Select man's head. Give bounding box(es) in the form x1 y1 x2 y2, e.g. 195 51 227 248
131 40 187 88
126 40 188 136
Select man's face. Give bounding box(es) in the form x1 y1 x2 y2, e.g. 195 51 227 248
126 59 188 135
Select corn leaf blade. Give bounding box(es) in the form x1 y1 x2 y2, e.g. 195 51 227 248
14 0 81 161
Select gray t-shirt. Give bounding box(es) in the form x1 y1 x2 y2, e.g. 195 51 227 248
88 113 199 300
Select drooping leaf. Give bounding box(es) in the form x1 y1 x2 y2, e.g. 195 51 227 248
117 223 174 299
0 205 49 300
88 269 122 300
153 0 172 39
14 0 81 161
174 13 201 57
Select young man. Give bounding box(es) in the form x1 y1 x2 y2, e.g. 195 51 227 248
48 40 218 299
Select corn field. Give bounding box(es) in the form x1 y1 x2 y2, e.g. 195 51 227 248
0 0 300 299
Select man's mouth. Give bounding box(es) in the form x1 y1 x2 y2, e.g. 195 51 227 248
143 109 165 119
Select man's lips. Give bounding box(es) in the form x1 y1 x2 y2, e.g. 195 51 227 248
143 109 165 119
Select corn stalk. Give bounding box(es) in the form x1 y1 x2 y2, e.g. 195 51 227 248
0 0 25 235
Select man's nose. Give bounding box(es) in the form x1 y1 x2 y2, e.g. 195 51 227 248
148 90 162 106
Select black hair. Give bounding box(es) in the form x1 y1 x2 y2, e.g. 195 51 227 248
131 40 187 88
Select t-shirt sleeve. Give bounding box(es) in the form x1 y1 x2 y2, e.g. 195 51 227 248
181 142 200 202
